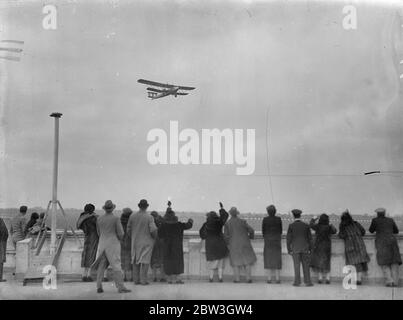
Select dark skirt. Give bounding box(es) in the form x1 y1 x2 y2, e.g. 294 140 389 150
354 262 368 273
263 238 282 269
0 241 6 263
151 238 164 268
310 241 332 272
121 236 132 271
81 233 99 268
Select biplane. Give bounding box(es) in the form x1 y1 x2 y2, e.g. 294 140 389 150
137 79 196 100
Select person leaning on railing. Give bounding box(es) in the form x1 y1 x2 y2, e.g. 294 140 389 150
369 208 402 287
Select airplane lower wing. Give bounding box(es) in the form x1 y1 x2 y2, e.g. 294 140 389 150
147 87 164 93
176 92 188 95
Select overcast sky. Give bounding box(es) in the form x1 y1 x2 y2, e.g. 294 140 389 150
0 0 403 215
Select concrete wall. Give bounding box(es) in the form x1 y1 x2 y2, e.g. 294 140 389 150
9 230 403 283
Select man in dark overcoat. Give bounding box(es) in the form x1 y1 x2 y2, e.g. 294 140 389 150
286 209 313 287
369 208 402 287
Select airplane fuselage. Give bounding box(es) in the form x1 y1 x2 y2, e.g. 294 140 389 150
151 87 180 99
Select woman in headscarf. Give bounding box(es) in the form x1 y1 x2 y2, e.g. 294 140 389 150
224 207 257 283
158 202 193 284
199 202 229 282
369 208 402 287
76 203 99 282
150 211 166 282
309 213 337 284
338 210 370 285
120 207 133 281
0 217 8 282
262 205 282 283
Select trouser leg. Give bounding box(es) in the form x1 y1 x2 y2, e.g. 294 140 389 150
133 263 140 284
275 269 280 281
218 267 223 280
96 255 107 289
245 264 252 282
382 265 393 285
125 269 132 281
302 253 312 285
266 269 271 281
0 262 4 281
391 264 399 286
112 269 126 291
233 266 240 282
292 254 301 284
140 263 149 284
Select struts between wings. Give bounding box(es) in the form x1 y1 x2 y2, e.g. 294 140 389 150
137 79 196 100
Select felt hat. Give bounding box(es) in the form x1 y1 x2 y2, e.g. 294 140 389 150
103 200 116 211
138 199 149 209
291 209 302 218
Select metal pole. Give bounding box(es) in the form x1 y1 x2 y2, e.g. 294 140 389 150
50 112 62 254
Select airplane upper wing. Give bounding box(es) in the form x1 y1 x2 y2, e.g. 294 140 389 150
138 79 195 90
138 79 174 88
177 85 195 90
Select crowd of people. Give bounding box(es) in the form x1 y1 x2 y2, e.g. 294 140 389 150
0 201 401 293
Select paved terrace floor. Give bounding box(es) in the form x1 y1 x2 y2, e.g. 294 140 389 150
0 275 402 300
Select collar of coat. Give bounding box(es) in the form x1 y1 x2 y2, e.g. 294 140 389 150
76 212 97 230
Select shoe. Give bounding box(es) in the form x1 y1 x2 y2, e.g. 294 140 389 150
118 288 131 293
219 278 223 283
176 280 184 284
233 280 240 283
318 280 322 284
209 278 213 283
305 283 314 287
87 277 93 282
386 283 393 287
140 282 149 285
247 279 253 283
82 276 88 282
267 280 272 284
168 281 173 284
356 281 362 285
97 287 104 293
160 278 167 282
153 278 158 282
0 279 6 282
103 277 109 282
276 280 281 284
325 280 330 285
292 283 300 287
134 281 141 285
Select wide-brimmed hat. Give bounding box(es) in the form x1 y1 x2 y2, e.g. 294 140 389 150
103 200 116 211
138 199 149 209
375 207 386 214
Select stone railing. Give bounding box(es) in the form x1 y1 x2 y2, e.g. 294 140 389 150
8 230 403 283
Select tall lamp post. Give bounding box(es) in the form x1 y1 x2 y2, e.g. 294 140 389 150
50 112 62 255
